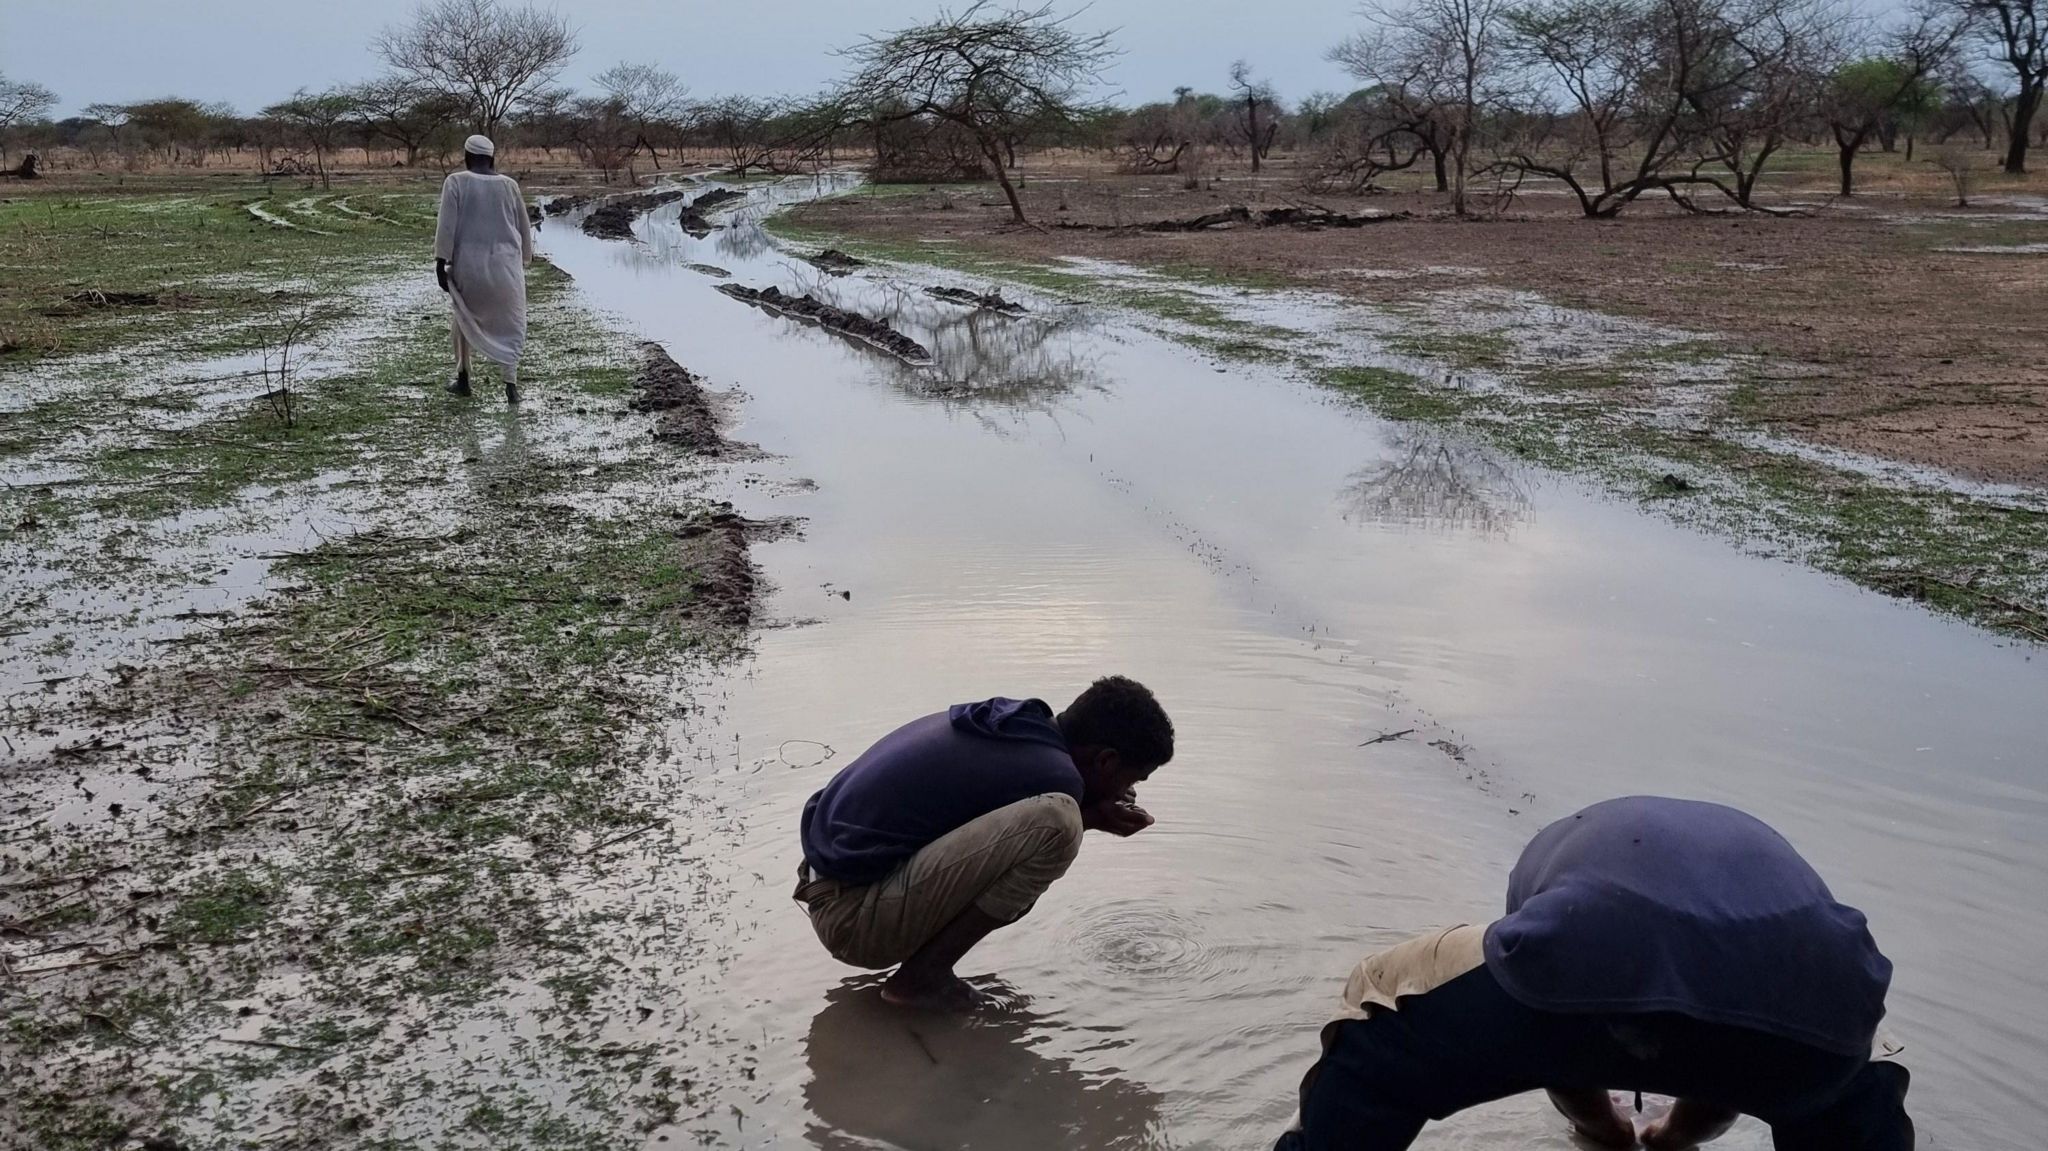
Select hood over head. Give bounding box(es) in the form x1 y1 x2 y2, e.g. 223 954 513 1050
947 697 1069 751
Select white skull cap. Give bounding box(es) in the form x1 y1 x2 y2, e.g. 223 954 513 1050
463 134 496 157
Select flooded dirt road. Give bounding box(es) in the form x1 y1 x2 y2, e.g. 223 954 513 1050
538 177 2048 1150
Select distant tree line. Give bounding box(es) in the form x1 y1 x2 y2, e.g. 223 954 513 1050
2 0 2044 220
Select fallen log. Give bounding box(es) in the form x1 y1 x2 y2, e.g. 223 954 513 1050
1056 204 1411 233
713 284 933 366
1058 205 1253 233
1256 206 1411 228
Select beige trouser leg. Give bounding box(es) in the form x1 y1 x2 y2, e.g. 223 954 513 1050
798 792 1083 969
451 315 470 376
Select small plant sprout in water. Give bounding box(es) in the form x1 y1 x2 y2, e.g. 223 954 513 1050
260 303 317 429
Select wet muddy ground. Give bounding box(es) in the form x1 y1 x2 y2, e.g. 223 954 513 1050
531 174 2046 1150
6 171 2046 1151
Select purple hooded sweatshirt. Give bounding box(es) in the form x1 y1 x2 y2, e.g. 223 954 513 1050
1483 796 1892 1057
800 697 1084 886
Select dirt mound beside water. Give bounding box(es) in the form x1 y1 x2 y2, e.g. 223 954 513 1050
630 343 729 454
582 188 692 239
713 283 934 365
583 186 749 240
926 285 1026 314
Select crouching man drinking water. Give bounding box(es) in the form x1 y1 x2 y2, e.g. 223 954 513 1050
795 676 1173 1009
1280 797 1910 1151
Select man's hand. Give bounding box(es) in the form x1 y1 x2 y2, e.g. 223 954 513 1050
435 258 450 293
1081 795 1154 837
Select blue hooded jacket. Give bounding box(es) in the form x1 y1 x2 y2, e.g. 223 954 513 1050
800 698 1083 885
1483 797 1892 1056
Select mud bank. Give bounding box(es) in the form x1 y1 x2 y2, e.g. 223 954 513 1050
581 188 691 239
580 186 743 241
713 282 934 365
629 342 734 455
926 285 1027 314
802 247 866 273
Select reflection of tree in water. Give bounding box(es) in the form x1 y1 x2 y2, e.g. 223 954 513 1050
808 277 1108 418
714 216 776 261
802 977 1169 1151
1339 427 1531 534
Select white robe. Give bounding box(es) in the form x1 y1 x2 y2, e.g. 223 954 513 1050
433 170 534 367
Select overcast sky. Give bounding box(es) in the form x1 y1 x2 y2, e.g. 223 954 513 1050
4 1 1380 118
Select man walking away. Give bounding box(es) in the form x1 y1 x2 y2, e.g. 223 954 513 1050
1280 796 1909 1151
434 134 532 404
795 676 1173 1010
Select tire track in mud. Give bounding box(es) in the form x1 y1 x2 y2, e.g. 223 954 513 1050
244 200 333 235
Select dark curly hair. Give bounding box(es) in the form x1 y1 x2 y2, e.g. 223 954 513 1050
1057 675 1174 769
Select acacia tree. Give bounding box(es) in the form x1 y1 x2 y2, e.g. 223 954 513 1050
569 94 639 181
840 3 1118 224
695 94 784 174
375 0 578 134
1502 0 1814 217
264 89 359 189
1827 8 1967 194
0 74 58 166
594 62 688 168
1227 60 1279 172
1328 43 1460 191
353 75 462 166
1333 0 1514 215
1948 0 2047 171
1687 0 1849 212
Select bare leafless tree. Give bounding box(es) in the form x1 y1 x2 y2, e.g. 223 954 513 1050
693 94 784 174
352 75 464 167
1947 0 2048 171
375 0 579 135
0 74 58 166
1326 40 1459 191
1687 0 1850 212
595 62 688 168
1227 60 1279 173
1932 141 1978 200
568 94 638 182
839 2 1119 224
1504 0 1825 216
1333 0 1515 215
262 88 358 190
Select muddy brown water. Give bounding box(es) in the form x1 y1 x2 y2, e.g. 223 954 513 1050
538 176 2047 1151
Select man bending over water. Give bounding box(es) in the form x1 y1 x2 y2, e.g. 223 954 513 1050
795 676 1173 1009
1280 796 1909 1150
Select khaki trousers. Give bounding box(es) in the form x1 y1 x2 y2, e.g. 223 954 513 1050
795 792 1083 969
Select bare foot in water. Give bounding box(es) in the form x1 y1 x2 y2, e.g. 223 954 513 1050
879 969 987 1011
1549 1089 1639 1150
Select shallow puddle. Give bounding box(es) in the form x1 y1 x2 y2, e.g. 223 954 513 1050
536 176 2048 1150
